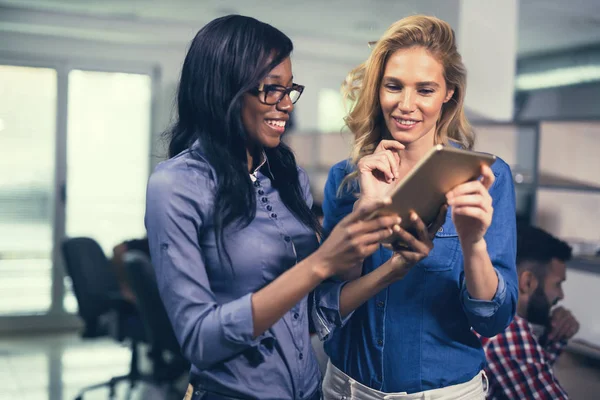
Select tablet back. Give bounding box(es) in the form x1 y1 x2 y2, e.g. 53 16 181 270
381 144 496 231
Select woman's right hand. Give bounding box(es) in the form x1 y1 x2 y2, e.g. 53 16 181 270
314 198 401 279
356 140 405 204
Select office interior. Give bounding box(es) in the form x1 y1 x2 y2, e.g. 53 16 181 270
1 0 600 399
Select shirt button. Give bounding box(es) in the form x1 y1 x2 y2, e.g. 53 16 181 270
299 352 303 360
438 227 444 233
253 180 260 187
258 189 264 195
376 301 384 308
266 205 273 211
299 391 304 397
284 236 291 242
293 312 299 319
261 197 268 203
271 213 277 219
377 339 383 346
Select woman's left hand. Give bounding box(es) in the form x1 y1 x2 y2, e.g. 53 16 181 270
446 164 495 246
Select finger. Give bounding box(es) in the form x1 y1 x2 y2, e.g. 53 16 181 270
359 226 399 245
352 215 401 236
390 226 430 254
347 197 393 223
451 206 490 220
408 212 430 245
352 215 402 235
480 164 495 190
428 204 448 238
376 139 405 153
446 194 491 210
360 157 396 182
382 150 400 180
553 324 570 341
552 318 572 340
360 242 383 258
446 180 487 200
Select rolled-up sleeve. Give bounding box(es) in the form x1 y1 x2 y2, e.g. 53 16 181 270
145 163 272 370
461 268 506 316
309 162 357 341
460 159 518 337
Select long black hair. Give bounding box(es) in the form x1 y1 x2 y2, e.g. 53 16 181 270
166 15 321 266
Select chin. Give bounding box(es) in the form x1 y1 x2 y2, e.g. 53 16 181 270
262 137 282 149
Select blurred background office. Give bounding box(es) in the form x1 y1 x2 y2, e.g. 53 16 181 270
1 0 600 399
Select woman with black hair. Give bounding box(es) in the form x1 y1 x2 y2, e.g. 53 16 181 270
145 15 401 400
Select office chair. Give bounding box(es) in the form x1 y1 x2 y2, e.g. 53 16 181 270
124 250 189 398
61 237 149 400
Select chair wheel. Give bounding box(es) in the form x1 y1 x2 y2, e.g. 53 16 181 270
75 396 82 400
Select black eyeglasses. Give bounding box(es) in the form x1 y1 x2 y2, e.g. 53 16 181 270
251 83 305 105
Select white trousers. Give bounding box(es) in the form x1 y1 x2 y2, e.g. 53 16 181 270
322 360 488 400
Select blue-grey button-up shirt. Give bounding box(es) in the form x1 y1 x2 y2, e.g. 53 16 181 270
322 156 518 393
145 141 344 399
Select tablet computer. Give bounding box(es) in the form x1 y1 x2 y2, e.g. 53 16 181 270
373 144 496 233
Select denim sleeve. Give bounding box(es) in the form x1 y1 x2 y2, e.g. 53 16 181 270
145 163 273 370
460 158 518 337
310 162 358 341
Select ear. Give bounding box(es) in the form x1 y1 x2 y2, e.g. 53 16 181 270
443 87 455 103
518 270 539 295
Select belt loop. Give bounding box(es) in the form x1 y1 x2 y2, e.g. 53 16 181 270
482 370 489 394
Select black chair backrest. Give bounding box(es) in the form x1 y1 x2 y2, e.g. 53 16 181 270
61 237 121 322
124 251 180 353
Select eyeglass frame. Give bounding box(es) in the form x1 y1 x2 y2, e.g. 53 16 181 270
250 83 305 105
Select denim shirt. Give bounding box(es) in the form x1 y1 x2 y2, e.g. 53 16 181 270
321 156 518 393
145 141 345 400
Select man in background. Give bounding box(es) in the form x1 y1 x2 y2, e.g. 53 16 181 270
481 224 580 399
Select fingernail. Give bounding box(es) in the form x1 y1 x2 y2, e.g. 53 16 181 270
411 213 417 221
397 217 402 224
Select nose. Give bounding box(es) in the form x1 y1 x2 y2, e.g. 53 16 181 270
276 93 294 112
398 90 416 113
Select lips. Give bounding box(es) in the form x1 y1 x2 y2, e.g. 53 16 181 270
264 118 287 134
392 117 421 126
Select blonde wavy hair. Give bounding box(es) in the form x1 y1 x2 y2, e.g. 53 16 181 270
340 15 473 192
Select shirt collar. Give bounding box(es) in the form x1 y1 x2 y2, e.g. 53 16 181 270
250 151 274 182
191 140 274 182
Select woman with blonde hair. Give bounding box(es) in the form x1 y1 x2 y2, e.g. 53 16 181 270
320 15 518 399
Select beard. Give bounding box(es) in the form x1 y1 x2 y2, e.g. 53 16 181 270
526 285 556 326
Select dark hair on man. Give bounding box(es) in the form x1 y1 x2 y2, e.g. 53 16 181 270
516 224 572 278
165 15 321 265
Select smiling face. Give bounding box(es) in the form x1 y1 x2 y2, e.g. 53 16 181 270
242 57 294 153
379 46 454 149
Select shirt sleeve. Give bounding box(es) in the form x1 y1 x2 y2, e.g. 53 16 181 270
539 332 569 366
145 162 273 370
460 159 519 337
484 321 569 399
306 163 357 341
460 268 506 317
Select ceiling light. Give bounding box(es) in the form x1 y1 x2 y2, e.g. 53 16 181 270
516 65 600 91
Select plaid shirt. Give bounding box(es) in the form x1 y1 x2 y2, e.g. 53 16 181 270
479 315 569 399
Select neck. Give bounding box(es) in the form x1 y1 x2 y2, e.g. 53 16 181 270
516 298 528 320
246 145 261 173
397 128 436 174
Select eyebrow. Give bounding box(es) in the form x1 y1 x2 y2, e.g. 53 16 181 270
382 76 441 88
266 74 293 82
